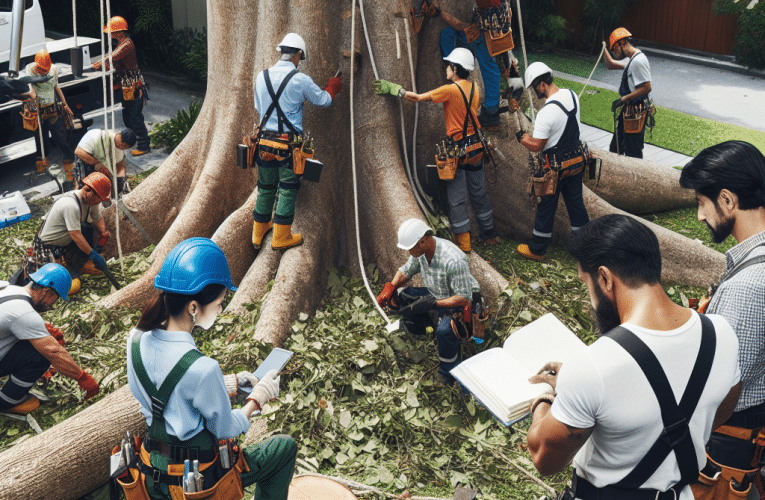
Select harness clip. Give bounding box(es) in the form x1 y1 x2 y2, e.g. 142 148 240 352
660 419 689 449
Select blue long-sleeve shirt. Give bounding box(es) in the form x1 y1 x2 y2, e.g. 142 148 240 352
254 60 332 134
127 328 250 441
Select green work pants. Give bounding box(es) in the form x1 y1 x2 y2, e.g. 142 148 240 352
253 153 301 225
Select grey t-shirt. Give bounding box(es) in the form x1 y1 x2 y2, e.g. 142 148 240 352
38 192 102 247
0 286 49 361
626 52 651 94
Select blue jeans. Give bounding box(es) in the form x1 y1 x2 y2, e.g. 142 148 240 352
0 340 50 410
122 91 150 151
446 165 495 238
35 114 74 161
440 27 500 114
529 170 589 256
398 287 463 383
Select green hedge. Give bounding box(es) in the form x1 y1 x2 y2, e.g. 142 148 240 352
735 2 765 69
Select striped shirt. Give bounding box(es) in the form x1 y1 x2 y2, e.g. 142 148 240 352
398 237 480 300
707 230 765 412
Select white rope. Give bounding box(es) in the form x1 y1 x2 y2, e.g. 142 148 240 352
351 0 392 325
514 0 534 123
578 44 605 99
357 0 379 81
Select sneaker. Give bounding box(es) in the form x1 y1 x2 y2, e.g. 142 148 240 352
517 243 545 261
7 395 40 414
131 149 150 157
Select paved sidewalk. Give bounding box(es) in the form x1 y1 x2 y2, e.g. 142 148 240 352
580 123 692 168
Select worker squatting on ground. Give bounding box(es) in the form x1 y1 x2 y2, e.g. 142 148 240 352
0 264 99 414
604 28 652 159
527 214 741 500
251 33 342 252
74 128 136 197
30 172 112 296
377 219 481 386
516 62 589 262
679 141 765 498
373 48 500 253
119 238 296 499
25 50 76 190
91 16 151 156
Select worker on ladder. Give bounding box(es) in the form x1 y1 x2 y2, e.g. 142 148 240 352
251 33 342 251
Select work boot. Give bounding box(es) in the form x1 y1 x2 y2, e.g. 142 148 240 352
7 395 40 414
455 232 471 253
272 223 303 251
69 278 81 296
81 260 104 275
252 221 274 250
483 235 500 246
517 243 545 261
131 149 150 157
35 157 49 173
478 106 500 130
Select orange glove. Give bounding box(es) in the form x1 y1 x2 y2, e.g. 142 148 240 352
464 23 481 43
77 371 100 400
377 282 396 308
45 322 65 346
43 366 57 381
325 77 342 100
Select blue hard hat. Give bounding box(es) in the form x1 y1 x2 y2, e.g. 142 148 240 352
29 263 72 302
154 238 237 295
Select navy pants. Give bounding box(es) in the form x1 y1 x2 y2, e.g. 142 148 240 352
35 114 74 161
529 170 589 256
398 287 463 383
439 27 500 115
610 111 645 159
122 91 150 151
0 340 50 410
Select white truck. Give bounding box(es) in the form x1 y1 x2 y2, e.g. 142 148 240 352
0 0 117 166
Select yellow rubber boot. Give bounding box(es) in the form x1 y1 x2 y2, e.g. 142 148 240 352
455 232 471 253
517 244 545 261
8 395 40 415
69 278 81 296
252 221 273 250
272 223 303 250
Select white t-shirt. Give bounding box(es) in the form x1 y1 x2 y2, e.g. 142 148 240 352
626 52 651 94
532 89 581 151
77 129 124 169
0 286 49 361
38 192 102 247
551 312 740 500
24 63 59 106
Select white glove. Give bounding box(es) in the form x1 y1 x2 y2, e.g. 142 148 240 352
247 369 280 409
236 370 259 388
223 374 238 398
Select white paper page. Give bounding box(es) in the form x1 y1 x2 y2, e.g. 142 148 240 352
502 313 587 374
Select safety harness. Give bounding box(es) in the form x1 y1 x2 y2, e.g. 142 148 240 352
573 314 716 500
451 82 494 171
256 69 300 156
540 90 588 178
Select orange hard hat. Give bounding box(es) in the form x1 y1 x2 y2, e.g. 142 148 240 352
34 50 52 73
609 27 632 50
82 172 112 201
103 16 128 33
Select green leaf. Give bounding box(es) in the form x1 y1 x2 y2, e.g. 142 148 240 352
339 410 352 429
406 385 420 408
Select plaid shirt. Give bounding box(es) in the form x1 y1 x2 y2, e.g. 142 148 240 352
707 230 765 412
399 237 480 300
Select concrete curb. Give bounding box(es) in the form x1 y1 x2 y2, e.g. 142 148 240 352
637 46 765 80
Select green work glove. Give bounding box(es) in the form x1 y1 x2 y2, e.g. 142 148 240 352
372 79 404 97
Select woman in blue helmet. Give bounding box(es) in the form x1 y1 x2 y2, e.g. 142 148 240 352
123 238 296 500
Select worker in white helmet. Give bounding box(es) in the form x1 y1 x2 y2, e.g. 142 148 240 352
376 218 482 386
373 47 500 254
516 62 590 262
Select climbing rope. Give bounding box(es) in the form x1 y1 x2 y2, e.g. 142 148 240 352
578 44 606 99
514 0 535 123
352 0 393 326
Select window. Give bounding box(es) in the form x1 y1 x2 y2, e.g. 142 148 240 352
0 0 35 13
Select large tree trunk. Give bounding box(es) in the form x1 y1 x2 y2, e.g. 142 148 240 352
0 1 724 498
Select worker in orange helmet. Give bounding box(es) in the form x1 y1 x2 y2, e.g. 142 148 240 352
91 16 151 157
26 49 77 190
604 28 653 159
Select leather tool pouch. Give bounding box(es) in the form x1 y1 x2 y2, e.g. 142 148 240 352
691 453 756 500
239 132 259 169
292 142 314 176
21 100 38 131
117 468 151 500
57 103 74 130
121 78 136 101
624 108 647 134
532 169 557 197
181 449 247 500
484 28 514 57
435 154 459 181
471 311 488 340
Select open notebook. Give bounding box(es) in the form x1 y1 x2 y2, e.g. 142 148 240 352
451 313 587 426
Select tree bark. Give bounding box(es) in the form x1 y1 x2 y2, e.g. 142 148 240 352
0 1 724 498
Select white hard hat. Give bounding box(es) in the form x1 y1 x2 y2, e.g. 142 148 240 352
443 47 475 72
525 61 553 88
277 33 307 60
397 219 432 250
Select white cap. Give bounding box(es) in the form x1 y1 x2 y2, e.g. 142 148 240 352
397 219 432 250
443 47 475 71
525 61 553 88
277 33 307 60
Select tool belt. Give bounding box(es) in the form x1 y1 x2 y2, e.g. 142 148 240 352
258 131 294 159
623 99 649 134
573 474 683 500
20 100 38 131
527 168 557 198
476 2 514 56
435 153 459 181
543 143 589 179
292 140 314 176
39 103 58 121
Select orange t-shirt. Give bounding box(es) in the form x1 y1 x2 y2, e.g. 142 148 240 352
427 80 481 140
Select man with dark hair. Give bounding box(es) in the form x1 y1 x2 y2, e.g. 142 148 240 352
679 140 765 497
604 28 652 159
74 128 136 196
527 214 741 499
373 48 500 253
516 62 589 262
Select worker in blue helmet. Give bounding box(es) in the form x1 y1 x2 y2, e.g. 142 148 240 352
120 238 296 499
0 263 99 414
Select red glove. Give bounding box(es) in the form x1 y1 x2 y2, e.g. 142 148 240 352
45 322 65 346
43 367 57 381
98 233 109 248
377 282 396 308
77 371 100 400
325 77 342 100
